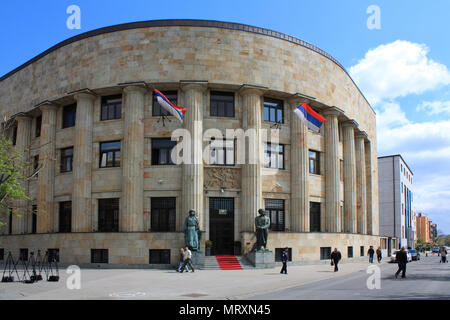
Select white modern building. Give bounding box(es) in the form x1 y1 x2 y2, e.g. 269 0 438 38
378 155 414 249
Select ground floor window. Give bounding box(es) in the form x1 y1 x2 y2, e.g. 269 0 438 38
98 198 119 232
47 249 60 263
0 249 4 260
91 249 108 263
59 201 72 233
310 202 321 232
320 247 331 260
348 246 353 258
150 197 176 232
360 246 365 257
264 199 285 231
32 205 37 234
20 248 28 261
149 249 171 264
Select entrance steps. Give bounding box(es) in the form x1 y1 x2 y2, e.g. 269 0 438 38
199 255 255 270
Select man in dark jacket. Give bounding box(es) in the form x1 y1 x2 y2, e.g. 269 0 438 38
280 247 289 274
395 247 408 278
330 248 342 272
368 246 375 263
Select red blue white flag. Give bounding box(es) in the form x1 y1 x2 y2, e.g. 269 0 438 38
293 102 326 132
154 89 186 123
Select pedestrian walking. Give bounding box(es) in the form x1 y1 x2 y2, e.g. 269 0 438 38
177 248 190 272
440 247 447 263
280 247 289 274
330 248 342 272
179 246 195 273
395 247 408 279
368 246 375 263
376 247 382 263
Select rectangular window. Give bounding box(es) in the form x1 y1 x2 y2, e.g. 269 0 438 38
309 150 320 174
98 199 119 232
59 201 72 233
62 104 76 128
91 249 108 263
320 247 331 260
360 246 365 257
60 147 74 173
33 155 39 175
264 143 284 169
152 91 177 116
348 246 353 258
310 202 321 232
101 95 122 121
150 197 176 232
0 249 4 261
210 139 235 166
99 141 121 168
32 205 37 234
8 209 12 235
20 248 28 261
35 115 42 137
48 249 60 262
263 98 284 123
265 199 285 231
149 249 171 264
151 138 177 165
275 248 292 262
210 91 235 117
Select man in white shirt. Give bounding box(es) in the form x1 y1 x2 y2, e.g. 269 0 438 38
179 246 195 272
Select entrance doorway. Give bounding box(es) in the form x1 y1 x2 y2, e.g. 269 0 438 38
209 198 234 255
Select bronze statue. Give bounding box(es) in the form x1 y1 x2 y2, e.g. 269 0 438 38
255 208 270 251
184 209 200 251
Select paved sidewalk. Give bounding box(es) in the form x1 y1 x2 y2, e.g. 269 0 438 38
0 259 387 300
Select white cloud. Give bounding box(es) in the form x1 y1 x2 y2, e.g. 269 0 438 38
349 40 450 105
417 100 450 115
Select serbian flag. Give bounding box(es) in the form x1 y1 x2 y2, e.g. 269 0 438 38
293 102 326 132
154 89 187 123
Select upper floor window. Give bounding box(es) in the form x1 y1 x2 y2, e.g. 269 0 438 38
263 98 284 123
60 147 73 173
152 91 177 116
99 141 121 168
151 138 177 165
35 116 42 137
210 139 235 166
101 95 122 121
210 91 234 117
264 143 284 169
309 150 320 175
62 104 76 128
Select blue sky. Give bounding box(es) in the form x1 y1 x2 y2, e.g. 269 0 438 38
1 0 449 233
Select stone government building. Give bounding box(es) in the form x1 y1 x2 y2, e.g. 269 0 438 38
0 20 381 266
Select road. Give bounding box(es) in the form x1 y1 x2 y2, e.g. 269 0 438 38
250 255 450 300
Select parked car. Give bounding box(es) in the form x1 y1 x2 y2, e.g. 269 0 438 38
390 250 412 263
433 247 440 253
408 249 420 261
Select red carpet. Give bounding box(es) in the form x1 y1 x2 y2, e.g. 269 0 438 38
216 256 243 270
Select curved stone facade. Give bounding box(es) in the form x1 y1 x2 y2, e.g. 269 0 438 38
0 20 380 266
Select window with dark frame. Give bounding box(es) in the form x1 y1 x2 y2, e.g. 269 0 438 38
275 248 292 262
149 249 171 264
62 104 76 128
101 95 122 121
150 197 176 232
320 247 331 260
309 150 320 174
265 199 285 231
60 147 73 173
98 198 119 232
12 126 17 145
264 143 284 169
8 209 12 235
210 139 235 166
32 205 37 234
152 91 177 116
309 202 321 232
263 98 284 123
360 246 365 257
20 248 28 261
0 249 4 261
59 201 72 233
48 249 60 262
348 246 353 258
35 115 42 137
151 138 177 165
91 249 108 263
210 91 235 117
99 141 121 168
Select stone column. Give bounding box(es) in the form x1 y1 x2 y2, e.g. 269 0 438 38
37 103 57 233
72 93 95 232
181 83 206 230
13 116 32 234
121 86 146 232
365 139 373 235
355 132 367 234
323 108 341 233
289 98 309 232
240 87 264 232
342 120 357 234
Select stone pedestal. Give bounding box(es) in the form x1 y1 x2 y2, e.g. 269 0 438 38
191 251 205 269
246 251 275 269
